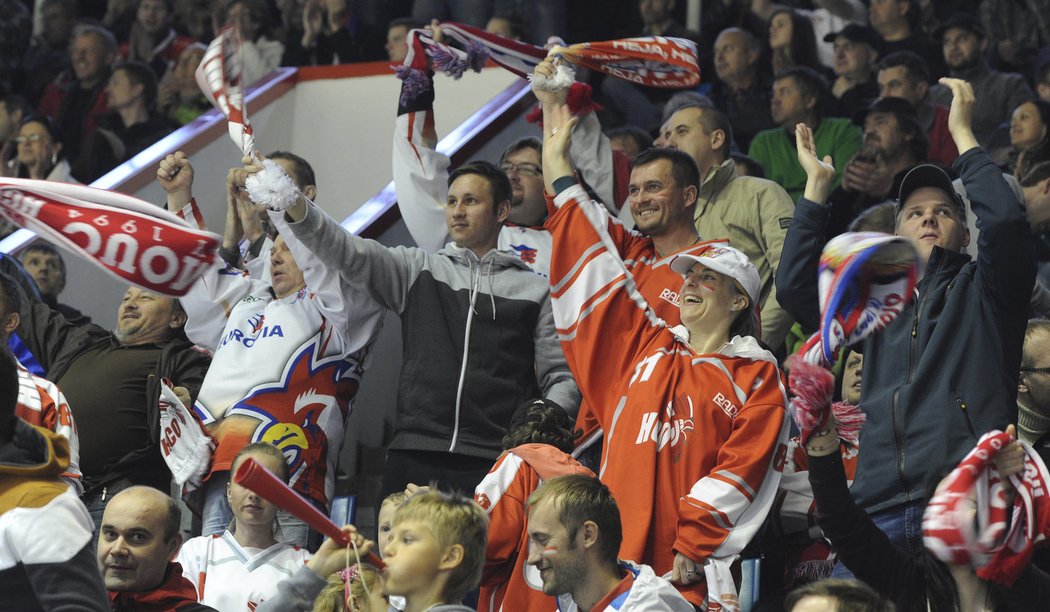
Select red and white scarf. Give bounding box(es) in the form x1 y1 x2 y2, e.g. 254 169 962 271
396 22 700 103
923 431 1050 586
158 380 214 492
0 178 220 297
195 25 255 156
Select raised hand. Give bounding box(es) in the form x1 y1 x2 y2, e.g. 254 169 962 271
796 122 835 205
938 77 977 154
541 102 579 194
532 58 569 107
158 152 194 209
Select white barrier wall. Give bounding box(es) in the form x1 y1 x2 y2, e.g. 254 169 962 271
6 65 519 324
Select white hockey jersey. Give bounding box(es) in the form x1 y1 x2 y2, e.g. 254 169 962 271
178 531 310 611
182 208 384 508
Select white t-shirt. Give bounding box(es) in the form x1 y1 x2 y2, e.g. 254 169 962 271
178 531 311 611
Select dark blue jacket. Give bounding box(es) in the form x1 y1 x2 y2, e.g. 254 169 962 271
776 148 1036 513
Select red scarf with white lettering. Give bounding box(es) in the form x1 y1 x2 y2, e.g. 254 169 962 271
922 431 1050 586
0 178 220 297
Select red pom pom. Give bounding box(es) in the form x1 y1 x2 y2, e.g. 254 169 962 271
786 355 835 444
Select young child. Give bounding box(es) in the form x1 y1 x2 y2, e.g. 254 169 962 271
474 399 592 612
311 564 386 612
377 490 407 556
256 490 488 612
382 490 489 612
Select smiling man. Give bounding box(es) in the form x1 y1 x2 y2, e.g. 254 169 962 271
98 486 216 611
776 78 1036 557
258 152 579 502
525 474 692 611
15 270 209 534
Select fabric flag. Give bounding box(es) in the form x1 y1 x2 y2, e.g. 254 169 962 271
797 232 919 367
551 36 700 89
158 380 215 491
195 25 255 156
439 21 546 78
396 22 700 103
0 177 221 297
922 431 1050 586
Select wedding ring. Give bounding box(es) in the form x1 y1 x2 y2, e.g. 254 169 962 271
551 127 559 136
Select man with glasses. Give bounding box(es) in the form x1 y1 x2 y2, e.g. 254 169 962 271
1019 319 1050 461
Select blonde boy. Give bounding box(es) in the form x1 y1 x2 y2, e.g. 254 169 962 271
382 490 488 612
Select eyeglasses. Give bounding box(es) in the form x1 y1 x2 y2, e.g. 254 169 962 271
499 162 542 177
14 134 46 144
1021 367 1050 374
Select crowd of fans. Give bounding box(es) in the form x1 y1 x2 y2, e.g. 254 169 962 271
6 0 1050 611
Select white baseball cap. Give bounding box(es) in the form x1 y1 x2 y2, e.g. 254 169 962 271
670 245 761 305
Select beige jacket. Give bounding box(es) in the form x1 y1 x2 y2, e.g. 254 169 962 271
695 159 796 349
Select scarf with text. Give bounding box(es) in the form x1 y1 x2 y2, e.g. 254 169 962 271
923 431 1050 586
396 22 700 104
0 178 220 297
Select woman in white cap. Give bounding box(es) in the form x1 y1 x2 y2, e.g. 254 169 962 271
539 101 789 608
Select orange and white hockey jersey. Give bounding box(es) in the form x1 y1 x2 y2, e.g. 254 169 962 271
548 182 789 608
15 361 81 493
544 185 725 447
474 443 593 612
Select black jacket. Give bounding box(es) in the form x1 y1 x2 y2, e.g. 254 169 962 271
776 148 1036 514
16 295 210 494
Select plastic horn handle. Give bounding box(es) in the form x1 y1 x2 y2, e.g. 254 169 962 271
233 457 385 569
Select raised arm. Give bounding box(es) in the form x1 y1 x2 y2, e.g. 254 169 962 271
243 156 425 314
158 156 261 350
391 33 452 252
773 123 838 334
939 78 1035 304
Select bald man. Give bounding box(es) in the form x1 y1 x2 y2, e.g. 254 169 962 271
97 486 216 611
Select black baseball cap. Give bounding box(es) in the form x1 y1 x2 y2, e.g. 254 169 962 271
933 14 986 41
853 97 922 132
823 24 883 53
895 164 966 218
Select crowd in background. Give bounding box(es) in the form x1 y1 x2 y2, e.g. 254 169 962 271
6 0 1050 611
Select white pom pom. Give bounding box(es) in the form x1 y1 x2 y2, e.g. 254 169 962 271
245 158 302 212
529 62 575 93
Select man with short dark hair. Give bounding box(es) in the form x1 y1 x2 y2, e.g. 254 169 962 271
749 66 862 200
826 96 929 236
0 344 109 611
877 50 957 165
663 103 797 348
526 474 692 611
98 486 217 611
255 149 579 499
930 13 1035 147
74 59 175 182
119 0 194 79
777 78 1036 555
16 277 210 528
867 0 946 78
